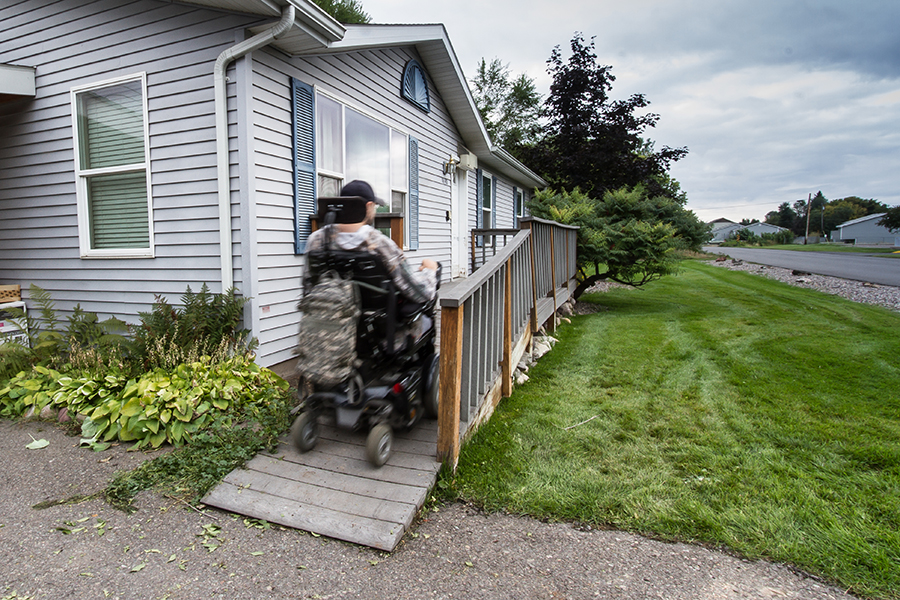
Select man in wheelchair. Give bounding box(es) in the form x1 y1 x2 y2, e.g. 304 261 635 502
291 180 441 467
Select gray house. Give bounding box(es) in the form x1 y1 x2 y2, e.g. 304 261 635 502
831 213 899 246
0 0 546 368
708 221 788 243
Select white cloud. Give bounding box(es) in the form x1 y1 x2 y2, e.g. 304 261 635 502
362 0 900 220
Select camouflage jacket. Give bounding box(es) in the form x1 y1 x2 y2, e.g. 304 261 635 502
305 225 438 304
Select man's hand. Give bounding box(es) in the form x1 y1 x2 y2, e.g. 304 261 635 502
420 259 438 271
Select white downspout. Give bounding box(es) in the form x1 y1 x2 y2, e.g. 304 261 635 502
214 5 295 291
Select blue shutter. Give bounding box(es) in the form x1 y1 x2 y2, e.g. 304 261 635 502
291 78 316 254
408 136 419 250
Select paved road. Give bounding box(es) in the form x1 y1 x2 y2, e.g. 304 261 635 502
704 247 900 286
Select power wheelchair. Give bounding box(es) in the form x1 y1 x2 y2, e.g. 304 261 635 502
290 197 441 467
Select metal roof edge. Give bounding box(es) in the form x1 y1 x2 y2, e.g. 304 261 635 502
836 212 887 228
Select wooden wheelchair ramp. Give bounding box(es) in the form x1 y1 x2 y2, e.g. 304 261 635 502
201 419 440 552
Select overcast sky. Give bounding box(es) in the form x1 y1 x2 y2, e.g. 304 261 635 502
362 0 900 222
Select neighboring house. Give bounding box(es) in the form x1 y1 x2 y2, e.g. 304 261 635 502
831 213 899 246
708 217 736 229
708 221 788 243
0 0 546 369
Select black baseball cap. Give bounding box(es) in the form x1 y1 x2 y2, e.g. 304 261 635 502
339 180 387 207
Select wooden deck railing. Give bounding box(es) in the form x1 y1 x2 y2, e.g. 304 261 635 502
437 217 579 467
470 228 519 272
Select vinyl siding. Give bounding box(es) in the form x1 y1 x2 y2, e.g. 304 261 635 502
249 46 464 365
0 0 264 321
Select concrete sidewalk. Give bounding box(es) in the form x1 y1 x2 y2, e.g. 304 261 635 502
0 419 856 600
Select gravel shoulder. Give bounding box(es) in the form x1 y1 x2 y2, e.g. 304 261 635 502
1 420 857 600
705 257 900 311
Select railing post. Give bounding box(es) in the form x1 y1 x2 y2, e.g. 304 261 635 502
525 222 539 333
501 258 513 397
548 226 558 331
437 304 464 468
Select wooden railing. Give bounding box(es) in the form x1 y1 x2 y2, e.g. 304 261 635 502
470 228 519 272
437 217 579 467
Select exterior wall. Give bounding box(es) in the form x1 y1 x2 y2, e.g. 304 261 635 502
835 217 899 245
0 0 545 368
747 223 786 236
248 46 467 365
0 0 262 321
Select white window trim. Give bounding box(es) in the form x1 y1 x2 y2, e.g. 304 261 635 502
314 87 411 248
71 72 153 258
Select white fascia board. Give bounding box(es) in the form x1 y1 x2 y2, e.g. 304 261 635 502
0 64 36 97
298 25 492 152
304 25 549 188
285 24 545 189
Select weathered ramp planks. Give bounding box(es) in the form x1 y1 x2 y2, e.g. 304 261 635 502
202 419 440 552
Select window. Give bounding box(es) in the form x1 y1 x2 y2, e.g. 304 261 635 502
515 188 524 218
401 59 430 113
316 94 409 211
481 172 493 229
71 74 152 257
291 79 420 253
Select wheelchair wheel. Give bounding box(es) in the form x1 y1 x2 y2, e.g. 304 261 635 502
423 354 440 419
366 423 393 467
290 411 319 453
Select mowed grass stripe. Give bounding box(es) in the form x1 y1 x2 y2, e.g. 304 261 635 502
447 261 900 599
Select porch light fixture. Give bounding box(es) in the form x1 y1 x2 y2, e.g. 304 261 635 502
443 156 459 176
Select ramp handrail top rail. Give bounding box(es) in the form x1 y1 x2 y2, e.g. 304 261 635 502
518 215 580 230
440 229 531 308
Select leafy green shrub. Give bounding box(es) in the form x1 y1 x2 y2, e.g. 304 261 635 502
104 384 292 510
0 353 288 450
132 284 254 370
761 229 795 245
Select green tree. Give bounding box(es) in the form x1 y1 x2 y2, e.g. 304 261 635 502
518 33 687 200
765 202 798 230
470 58 542 148
877 206 900 232
528 186 709 299
311 0 370 24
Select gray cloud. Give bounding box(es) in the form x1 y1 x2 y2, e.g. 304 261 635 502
365 0 900 220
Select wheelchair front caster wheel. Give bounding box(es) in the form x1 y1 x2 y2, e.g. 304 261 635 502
291 411 319 453
366 423 393 467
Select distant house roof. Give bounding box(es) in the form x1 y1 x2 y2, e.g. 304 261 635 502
709 217 736 224
175 0 546 189
835 213 886 229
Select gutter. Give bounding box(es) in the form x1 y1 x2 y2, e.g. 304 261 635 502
214 5 295 291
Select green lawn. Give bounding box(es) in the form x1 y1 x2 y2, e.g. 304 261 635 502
446 261 900 599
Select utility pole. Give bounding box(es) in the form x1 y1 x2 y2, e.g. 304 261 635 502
804 192 811 245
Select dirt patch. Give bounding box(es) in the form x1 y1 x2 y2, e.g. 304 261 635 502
0 419 858 600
